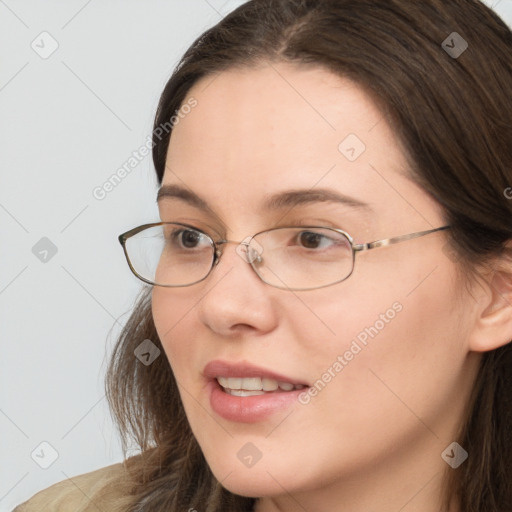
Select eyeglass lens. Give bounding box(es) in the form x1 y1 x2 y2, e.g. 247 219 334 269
124 223 354 290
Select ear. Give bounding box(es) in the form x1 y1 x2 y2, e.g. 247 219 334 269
468 251 512 353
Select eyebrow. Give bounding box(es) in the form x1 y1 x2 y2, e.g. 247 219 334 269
156 184 372 214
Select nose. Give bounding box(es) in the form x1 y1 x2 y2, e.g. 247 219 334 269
196 241 279 337
215 238 263 265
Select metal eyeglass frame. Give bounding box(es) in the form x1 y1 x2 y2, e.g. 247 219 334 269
118 222 451 291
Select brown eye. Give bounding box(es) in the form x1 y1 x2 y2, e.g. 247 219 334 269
179 229 202 248
299 231 324 249
167 228 210 250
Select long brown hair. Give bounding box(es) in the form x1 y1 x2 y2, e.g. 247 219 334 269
105 1 512 510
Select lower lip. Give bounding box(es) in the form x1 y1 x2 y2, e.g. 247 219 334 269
208 379 307 423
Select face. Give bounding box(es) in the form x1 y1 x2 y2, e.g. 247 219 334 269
151 62 480 505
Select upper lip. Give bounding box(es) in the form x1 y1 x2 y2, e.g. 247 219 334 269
203 359 309 386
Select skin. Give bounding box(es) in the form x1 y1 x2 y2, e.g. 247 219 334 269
151 61 510 512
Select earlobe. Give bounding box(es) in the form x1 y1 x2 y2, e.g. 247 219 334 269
468 266 512 353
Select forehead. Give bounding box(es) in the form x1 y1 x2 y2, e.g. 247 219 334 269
166 62 388 183
161 62 435 230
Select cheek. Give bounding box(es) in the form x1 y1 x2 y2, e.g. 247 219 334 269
299 259 465 443
151 288 201 375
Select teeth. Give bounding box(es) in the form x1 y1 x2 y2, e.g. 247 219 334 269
227 377 243 389
216 376 302 392
262 378 278 391
226 389 266 396
278 381 294 391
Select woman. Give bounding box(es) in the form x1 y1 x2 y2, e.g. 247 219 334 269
14 0 512 511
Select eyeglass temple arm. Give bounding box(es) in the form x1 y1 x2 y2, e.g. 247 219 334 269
352 225 451 252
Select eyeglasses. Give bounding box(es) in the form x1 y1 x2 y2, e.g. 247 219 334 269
118 222 451 291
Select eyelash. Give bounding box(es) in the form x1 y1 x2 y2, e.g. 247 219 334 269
162 218 223 237
162 216 349 238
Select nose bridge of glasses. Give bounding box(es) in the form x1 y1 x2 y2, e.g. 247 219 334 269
215 237 263 265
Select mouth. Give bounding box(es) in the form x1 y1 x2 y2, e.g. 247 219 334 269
204 360 310 423
216 376 306 396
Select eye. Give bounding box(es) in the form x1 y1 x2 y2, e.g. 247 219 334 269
297 230 337 250
166 227 211 250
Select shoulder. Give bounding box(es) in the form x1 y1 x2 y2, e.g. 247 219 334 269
12 461 132 512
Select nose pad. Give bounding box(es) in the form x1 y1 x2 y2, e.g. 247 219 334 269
249 247 263 265
235 237 264 264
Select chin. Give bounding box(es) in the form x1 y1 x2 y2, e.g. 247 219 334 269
212 468 284 498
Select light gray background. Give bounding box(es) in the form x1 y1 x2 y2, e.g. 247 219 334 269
1 0 511 510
